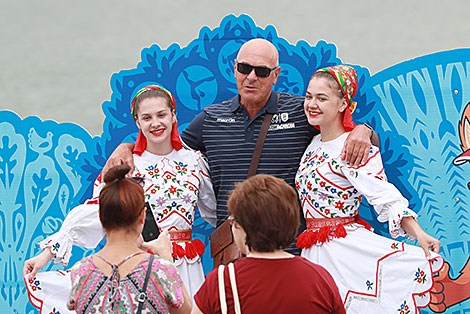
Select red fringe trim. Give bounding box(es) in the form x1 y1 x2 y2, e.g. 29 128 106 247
171 239 206 259
296 224 349 249
192 239 206 256
172 242 185 259
333 223 347 238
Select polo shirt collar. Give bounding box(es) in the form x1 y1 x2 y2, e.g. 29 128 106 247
230 91 279 114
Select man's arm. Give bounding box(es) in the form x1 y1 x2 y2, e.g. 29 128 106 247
341 124 379 166
102 142 135 176
180 111 206 152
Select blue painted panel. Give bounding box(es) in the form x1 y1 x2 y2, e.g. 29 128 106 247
1 14 469 313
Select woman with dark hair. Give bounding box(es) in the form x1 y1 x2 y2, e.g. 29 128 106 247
23 85 216 312
296 65 444 313
192 174 345 314
67 164 191 313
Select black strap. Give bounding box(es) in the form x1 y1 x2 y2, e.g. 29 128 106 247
247 112 273 178
136 254 155 314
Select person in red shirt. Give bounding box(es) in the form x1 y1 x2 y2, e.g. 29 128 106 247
192 174 345 314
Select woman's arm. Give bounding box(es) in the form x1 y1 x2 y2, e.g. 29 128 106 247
38 202 106 264
400 216 440 258
139 230 172 261
190 304 204 314
339 146 418 239
195 153 217 227
24 173 109 273
23 247 54 278
170 285 192 314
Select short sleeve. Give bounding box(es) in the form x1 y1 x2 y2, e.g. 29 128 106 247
339 146 417 239
181 111 206 152
152 258 185 309
194 268 219 313
318 265 346 314
66 258 90 310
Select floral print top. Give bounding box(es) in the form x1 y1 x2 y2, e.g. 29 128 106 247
67 254 184 314
295 133 417 239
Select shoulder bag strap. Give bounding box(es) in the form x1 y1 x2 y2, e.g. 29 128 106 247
218 265 228 314
218 263 242 314
228 262 241 314
247 112 274 178
136 254 155 314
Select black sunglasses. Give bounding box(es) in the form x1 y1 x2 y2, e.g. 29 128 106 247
236 62 278 78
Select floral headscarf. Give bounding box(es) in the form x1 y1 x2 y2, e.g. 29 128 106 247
131 85 183 155
314 65 358 131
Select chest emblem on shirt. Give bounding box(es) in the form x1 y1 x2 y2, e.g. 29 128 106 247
216 117 236 123
271 113 289 123
269 112 294 131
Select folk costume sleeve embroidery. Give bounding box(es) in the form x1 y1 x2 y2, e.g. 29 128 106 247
38 177 105 266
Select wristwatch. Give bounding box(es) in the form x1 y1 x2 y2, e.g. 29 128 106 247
363 123 374 140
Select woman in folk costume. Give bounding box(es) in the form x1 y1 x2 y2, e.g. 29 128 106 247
295 65 444 313
23 85 216 312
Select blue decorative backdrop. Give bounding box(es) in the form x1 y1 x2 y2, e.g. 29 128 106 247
1 14 468 313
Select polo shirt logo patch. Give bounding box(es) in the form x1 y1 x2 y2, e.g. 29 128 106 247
270 112 293 130
271 113 289 123
281 113 289 122
216 118 236 123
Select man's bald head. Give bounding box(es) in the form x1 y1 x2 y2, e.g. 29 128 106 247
234 39 281 112
237 38 279 68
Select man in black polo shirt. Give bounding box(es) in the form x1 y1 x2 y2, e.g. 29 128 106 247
106 38 375 248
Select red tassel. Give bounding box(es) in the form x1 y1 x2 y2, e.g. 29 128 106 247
299 230 317 248
296 231 308 248
318 226 332 243
310 230 320 245
307 230 317 246
185 242 197 259
172 242 185 259
333 224 347 238
192 239 205 256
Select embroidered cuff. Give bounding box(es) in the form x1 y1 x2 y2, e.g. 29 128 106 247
38 232 74 266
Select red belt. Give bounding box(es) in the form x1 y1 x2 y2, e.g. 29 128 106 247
169 229 192 242
306 216 357 230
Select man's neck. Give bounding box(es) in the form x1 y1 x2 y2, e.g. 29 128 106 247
241 93 273 119
243 103 264 119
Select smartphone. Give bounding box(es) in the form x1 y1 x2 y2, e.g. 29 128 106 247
142 202 161 241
